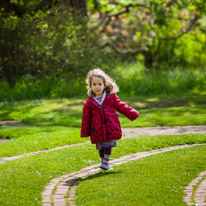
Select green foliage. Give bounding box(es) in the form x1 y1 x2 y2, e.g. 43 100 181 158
0 75 86 101
0 0 206 95
116 63 206 96
0 5 115 84
0 63 206 101
87 0 206 69
174 33 206 68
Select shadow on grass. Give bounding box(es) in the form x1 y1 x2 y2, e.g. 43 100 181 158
84 170 123 181
0 95 206 127
0 100 83 127
126 95 206 109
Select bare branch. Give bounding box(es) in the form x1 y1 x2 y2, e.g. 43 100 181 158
101 42 145 54
110 1 150 9
108 8 129 18
90 1 150 32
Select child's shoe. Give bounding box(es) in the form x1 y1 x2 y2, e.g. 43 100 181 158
100 163 109 170
100 157 113 170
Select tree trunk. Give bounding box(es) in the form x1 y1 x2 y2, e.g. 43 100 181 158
0 0 11 13
63 0 87 16
143 50 153 69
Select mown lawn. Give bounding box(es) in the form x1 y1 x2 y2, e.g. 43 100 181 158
0 95 205 127
0 134 206 206
76 145 206 206
0 95 205 158
0 126 87 157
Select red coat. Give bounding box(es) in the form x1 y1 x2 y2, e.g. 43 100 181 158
81 92 139 144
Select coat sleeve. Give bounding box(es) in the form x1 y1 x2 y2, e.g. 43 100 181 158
81 101 92 137
113 94 139 121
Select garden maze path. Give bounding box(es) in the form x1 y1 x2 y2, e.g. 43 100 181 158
1 121 206 205
42 144 206 206
0 124 206 164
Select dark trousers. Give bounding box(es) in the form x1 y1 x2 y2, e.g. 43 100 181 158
99 147 112 158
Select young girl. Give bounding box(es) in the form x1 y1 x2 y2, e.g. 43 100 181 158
81 68 139 170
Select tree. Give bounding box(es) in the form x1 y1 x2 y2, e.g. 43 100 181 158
63 0 87 15
0 0 90 84
0 0 87 16
87 0 206 69
0 0 206 85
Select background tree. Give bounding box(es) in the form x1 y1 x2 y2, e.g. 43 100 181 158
87 0 206 69
0 0 96 85
0 0 206 85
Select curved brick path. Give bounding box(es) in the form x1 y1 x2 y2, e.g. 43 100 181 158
0 143 85 164
1 121 206 204
1 125 206 164
42 144 206 206
184 171 206 206
0 121 205 205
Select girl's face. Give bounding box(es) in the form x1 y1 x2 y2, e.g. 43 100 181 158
91 76 106 97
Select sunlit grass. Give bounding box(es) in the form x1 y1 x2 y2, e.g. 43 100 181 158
1 66 206 101
0 96 206 127
120 105 206 127
76 146 206 206
0 98 84 127
0 96 205 158
0 134 206 205
0 126 87 157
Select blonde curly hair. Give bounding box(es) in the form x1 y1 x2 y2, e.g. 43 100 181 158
86 68 119 97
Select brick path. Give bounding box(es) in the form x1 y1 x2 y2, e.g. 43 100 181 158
42 144 206 206
184 171 206 206
1 121 206 205
1 124 206 164
0 143 85 164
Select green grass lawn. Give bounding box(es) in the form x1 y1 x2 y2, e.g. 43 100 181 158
0 95 205 158
76 145 206 206
0 126 87 158
0 98 84 127
0 95 206 128
0 70 205 205
0 95 205 205
0 134 206 206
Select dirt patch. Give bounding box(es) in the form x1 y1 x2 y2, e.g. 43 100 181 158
122 125 206 138
0 121 29 144
0 121 29 127
153 99 188 107
0 139 10 143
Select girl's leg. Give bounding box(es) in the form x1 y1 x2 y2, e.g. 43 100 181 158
104 147 112 157
100 147 112 170
104 146 112 165
99 149 104 162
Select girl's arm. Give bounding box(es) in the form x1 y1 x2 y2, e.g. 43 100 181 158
113 94 139 121
81 102 92 137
